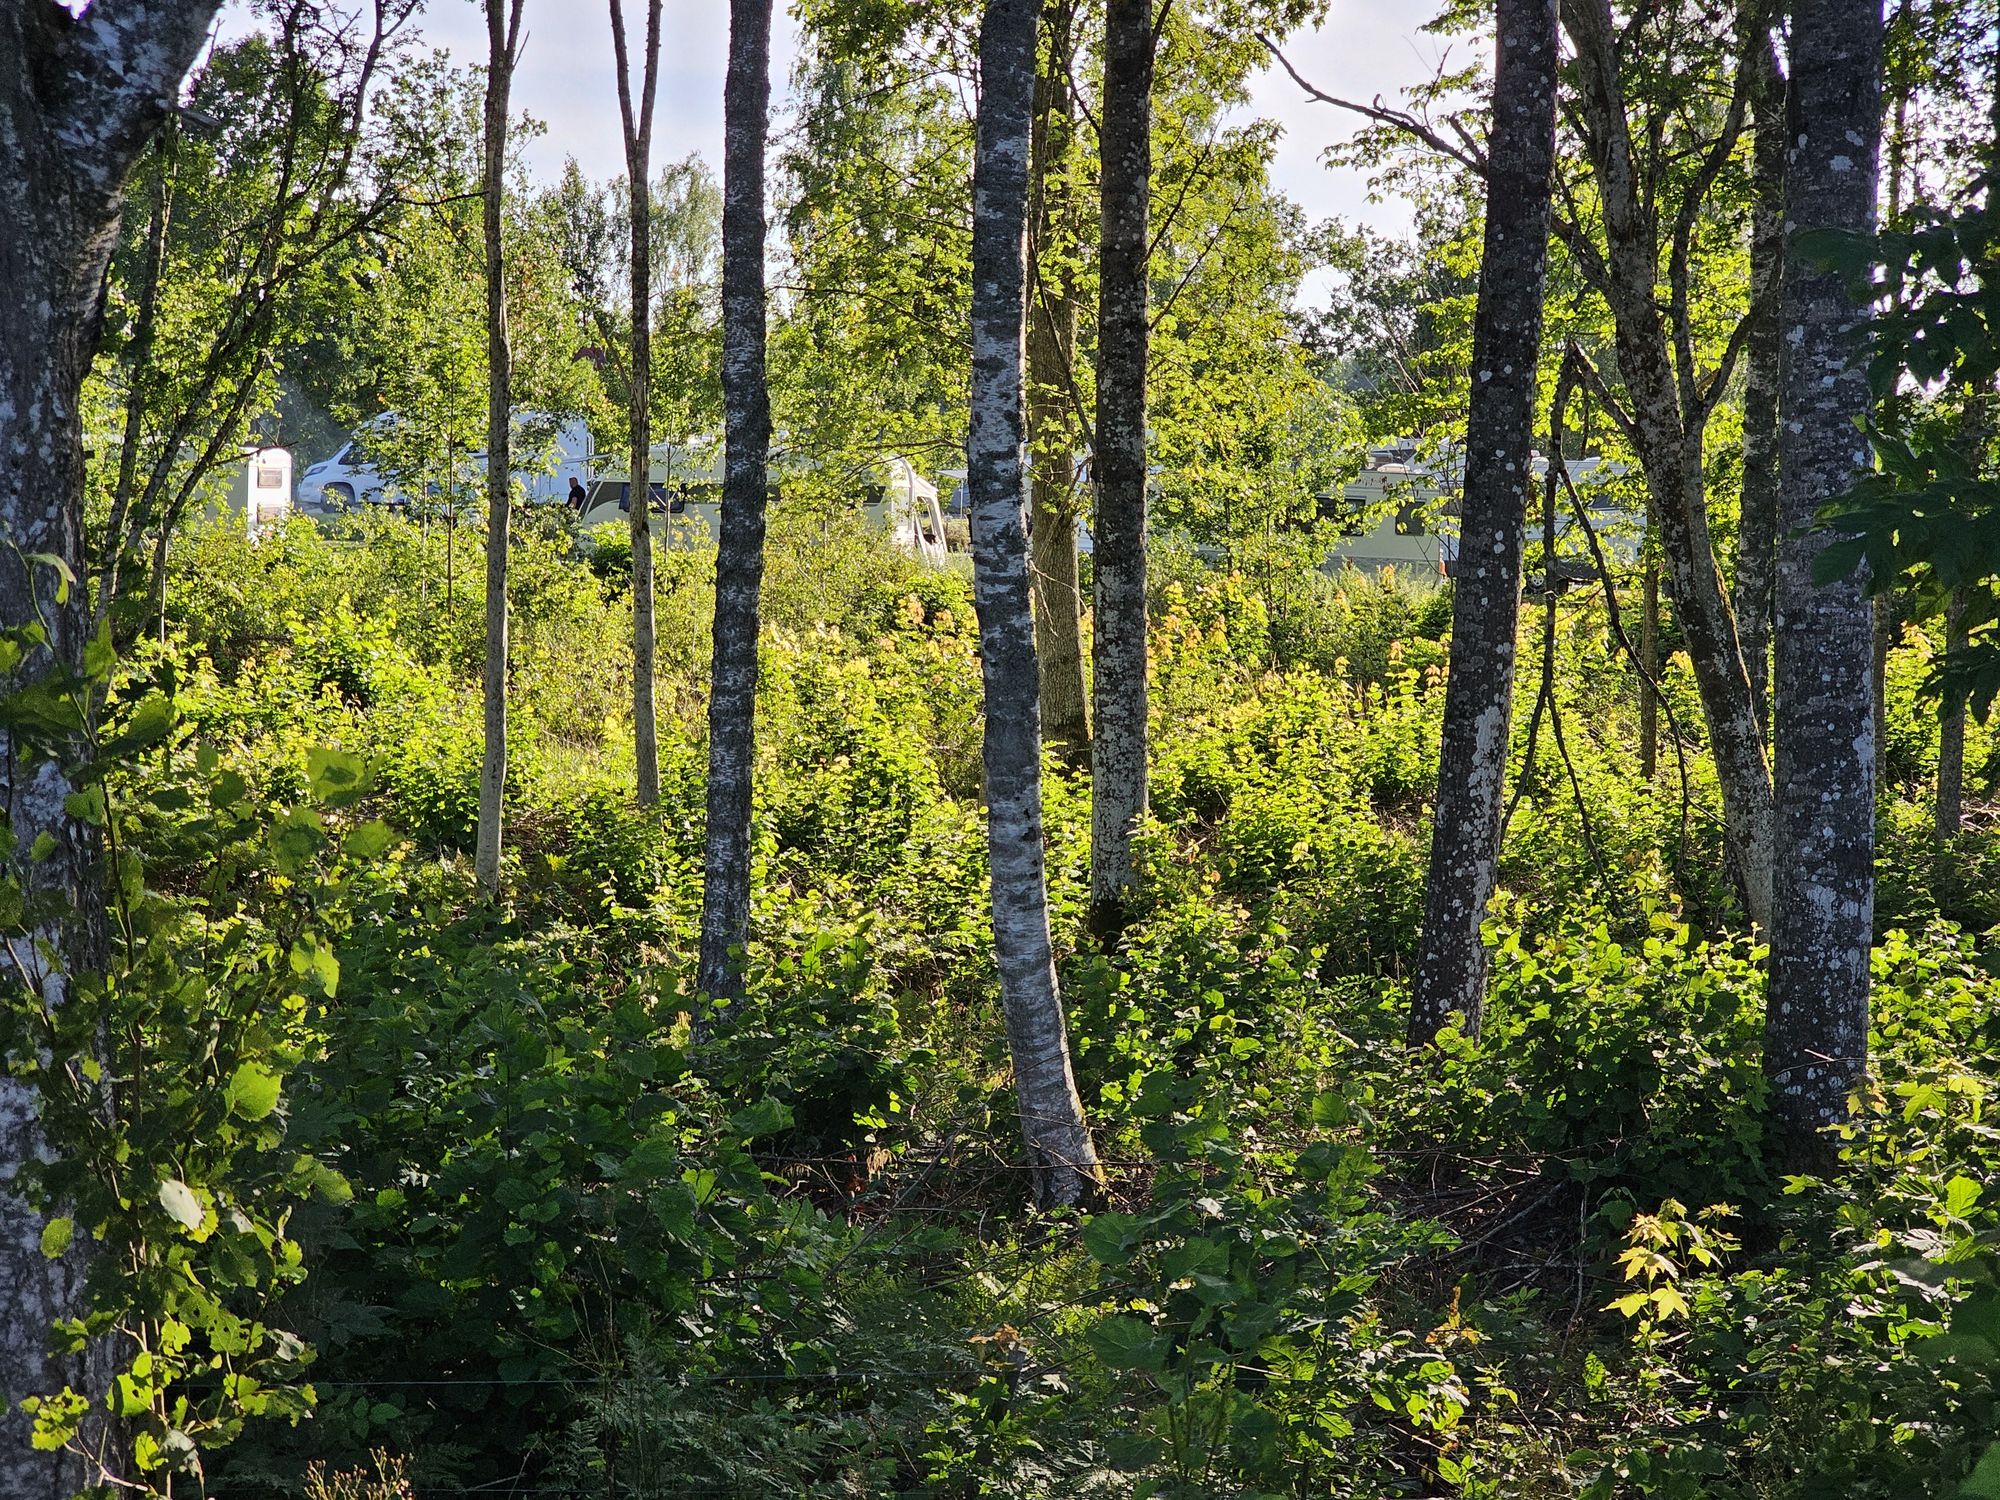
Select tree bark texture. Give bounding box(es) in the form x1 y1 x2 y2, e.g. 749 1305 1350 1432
1088 0 1158 938
1406 0 1559 1047
1736 32 1785 728
969 0 1101 1209
0 6 222 1490
1561 0 1776 929
610 0 664 807
1028 0 1088 762
698 0 774 1003
475 0 525 896
1765 0 1882 1164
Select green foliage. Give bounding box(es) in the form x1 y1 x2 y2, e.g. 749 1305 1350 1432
32 470 2000 1500
0 637 376 1487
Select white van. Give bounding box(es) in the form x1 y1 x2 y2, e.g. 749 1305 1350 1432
301 413 594 511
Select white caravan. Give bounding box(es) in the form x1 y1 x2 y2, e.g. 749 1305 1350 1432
579 449 950 567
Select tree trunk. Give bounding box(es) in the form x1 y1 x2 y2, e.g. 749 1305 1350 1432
475 0 526 896
1937 589 1968 841
1406 0 1560 1047
698 0 774 1003
1736 33 1784 728
1766 0 1882 1166
0 7 222 1489
1639 516 1660 780
1028 0 1088 762
611 0 665 808
1088 0 1158 939
969 0 1101 1209
1560 0 1777 929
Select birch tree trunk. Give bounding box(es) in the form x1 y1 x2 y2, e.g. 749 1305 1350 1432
1406 0 1559 1047
475 0 526 896
1028 0 1088 762
1735 32 1785 727
610 0 664 807
0 7 221 1489
1765 0 1882 1164
697 0 774 1003
969 0 1101 1209
1560 0 1777 929
1088 0 1159 939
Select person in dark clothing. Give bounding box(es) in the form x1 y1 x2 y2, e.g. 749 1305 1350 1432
566 476 588 514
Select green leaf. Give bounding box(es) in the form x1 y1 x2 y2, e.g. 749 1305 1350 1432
1310 1090 1351 1127
102 692 176 758
343 819 396 859
729 1098 794 1139
224 1062 283 1121
1086 1314 1168 1372
40 1217 73 1259
288 936 340 998
62 786 106 827
1945 1175 1983 1219
307 747 373 808
158 1178 203 1230
1082 1211 1141 1266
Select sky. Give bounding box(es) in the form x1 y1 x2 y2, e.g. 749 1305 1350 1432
218 0 1456 248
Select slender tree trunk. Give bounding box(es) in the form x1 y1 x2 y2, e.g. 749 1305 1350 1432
1639 516 1660 779
475 0 526 896
1937 589 1968 840
1088 0 1159 939
102 137 174 627
611 0 665 807
1736 33 1784 727
969 0 1101 1209
1028 0 1088 761
1407 0 1560 1047
0 8 221 1489
1562 0 1777 929
1766 0 1882 1165
698 0 774 1003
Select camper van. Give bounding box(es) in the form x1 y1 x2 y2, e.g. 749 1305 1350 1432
579 449 950 567
219 446 293 534
1321 444 1635 577
301 413 594 511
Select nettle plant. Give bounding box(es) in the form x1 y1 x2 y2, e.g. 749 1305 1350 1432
0 563 383 1493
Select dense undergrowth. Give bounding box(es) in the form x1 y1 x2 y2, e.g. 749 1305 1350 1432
22 506 2000 1498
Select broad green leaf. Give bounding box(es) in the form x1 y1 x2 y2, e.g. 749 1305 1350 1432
224 1062 283 1121
729 1097 794 1139
1086 1313 1168 1372
1083 1210 1141 1265
1945 1175 1983 1218
1310 1090 1351 1127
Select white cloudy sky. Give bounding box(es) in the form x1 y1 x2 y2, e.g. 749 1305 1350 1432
217 0 1456 244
